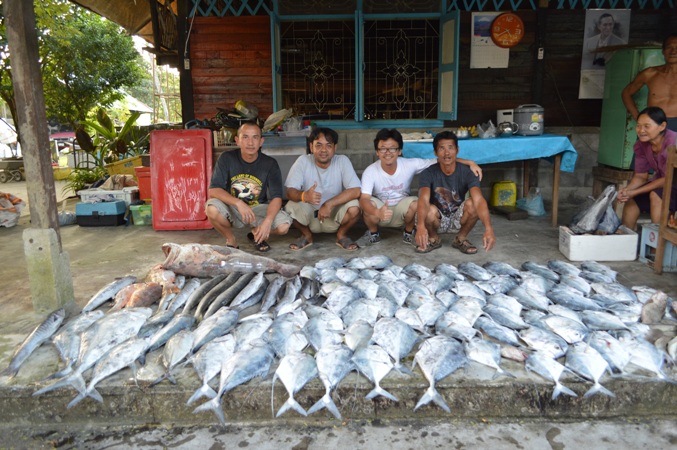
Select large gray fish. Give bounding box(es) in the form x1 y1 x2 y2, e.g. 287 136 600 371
67 336 151 409
483 261 521 278
565 343 614 398
152 329 195 386
521 261 560 282
457 262 493 281
519 326 568 359
371 317 419 374
473 316 521 347
413 335 467 413
82 276 137 312
525 352 577 400
34 308 152 396
546 259 581 277
464 337 514 379
588 331 631 373
229 273 269 314
259 275 286 313
352 344 398 401
376 279 411 306
482 304 529 330
146 313 196 355
580 260 617 281
435 311 480 342
508 286 550 312
48 310 104 379
191 308 239 353
161 242 300 278
546 286 603 312
1 308 66 379
344 320 374 351
181 275 227 315
541 315 589 344
193 272 243 320
307 344 354 419
569 185 616 234
202 273 257 319
346 255 393 270
138 309 176 338
434 263 465 281
192 339 275 425
167 277 203 313
232 315 273 351
273 352 318 417
186 335 236 406
580 310 630 331
266 310 309 358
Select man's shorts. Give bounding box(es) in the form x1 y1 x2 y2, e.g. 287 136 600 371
367 196 416 229
438 199 467 233
205 198 292 229
285 199 360 234
634 186 677 213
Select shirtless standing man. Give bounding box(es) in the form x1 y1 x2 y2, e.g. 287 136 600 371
622 33 677 131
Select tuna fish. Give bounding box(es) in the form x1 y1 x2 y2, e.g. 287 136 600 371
48 310 104 379
1 308 66 379
580 261 617 281
82 276 137 312
307 344 354 419
546 286 603 312
167 277 203 313
457 262 493 281
565 343 614 398
352 345 398 401
541 315 589 344
161 242 300 278
525 352 577 400
483 261 521 278
259 275 286 313
272 352 318 417
588 331 631 373
186 335 236 406
546 259 581 277
521 261 560 282
191 308 239 353
519 326 568 359
413 335 467 413
152 329 195 386
343 320 374 352
464 337 514 379
473 316 521 347
435 311 480 342
591 282 638 304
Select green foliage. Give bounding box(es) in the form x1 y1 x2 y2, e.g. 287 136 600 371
63 165 107 195
78 108 149 162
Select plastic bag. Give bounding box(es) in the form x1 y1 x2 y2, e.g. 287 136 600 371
58 211 77 226
0 192 25 228
595 203 621 235
516 187 546 216
477 120 497 139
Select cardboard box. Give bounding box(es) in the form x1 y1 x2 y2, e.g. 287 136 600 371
558 226 638 261
638 223 677 272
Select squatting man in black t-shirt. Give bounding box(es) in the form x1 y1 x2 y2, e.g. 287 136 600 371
205 121 292 252
415 130 496 255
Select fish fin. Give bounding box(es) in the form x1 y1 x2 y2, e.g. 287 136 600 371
88 387 104 403
192 397 226 426
167 371 177 385
138 353 147 366
0 366 18 380
41 364 73 382
276 397 307 417
414 386 450 413
67 392 86 409
394 362 413 376
491 368 516 380
307 393 342 419
186 384 217 406
365 386 398 402
583 382 615 398
33 372 85 397
150 374 167 387
552 382 577 400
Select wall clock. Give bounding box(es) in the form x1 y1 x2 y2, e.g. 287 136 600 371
491 12 525 49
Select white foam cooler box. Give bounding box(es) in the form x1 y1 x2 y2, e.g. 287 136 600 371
558 225 638 261
76 200 127 227
77 187 139 207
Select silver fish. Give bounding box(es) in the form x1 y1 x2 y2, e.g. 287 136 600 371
186 335 236 406
579 270 615 285
473 316 521 347
1 308 66 379
192 340 275 425
48 310 103 379
449 296 485 326
395 307 427 334
314 257 346 270
376 279 411 306
230 273 269 313
152 329 195 386
475 276 519 295
82 276 137 312
259 275 286 314
413 335 467 413
232 315 273 351
182 275 227 315
346 255 393 270
464 337 514 379
546 259 581 277
371 317 418 374
168 277 203 313
519 326 568 359
340 299 380 328
402 262 433 280
322 284 361 314
334 268 359 284
275 276 303 314
546 286 603 311
565 343 614 398
483 261 521 278
547 304 583 324
520 272 556 294
580 260 617 281
435 311 479 342
352 345 398 401
68 336 151 409
351 278 380 300
434 263 465 281
302 312 344 351
559 275 592 296
521 261 560 282
588 331 631 373
541 314 589 344
416 300 448 327
266 310 309 358
191 308 239 352
457 262 493 281
580 310 630 331
344 320 374 351
273 352 318 417
417 274 455 296
486 293 523 315
202 273 256 319
147 313 196 355
525 352 577 400
405 291 435 309
435 290 460 309
626 337 672 380
482 304 529 330
307 344 354 419
452 281 487 302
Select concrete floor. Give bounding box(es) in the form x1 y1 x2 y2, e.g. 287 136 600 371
0 181 675 437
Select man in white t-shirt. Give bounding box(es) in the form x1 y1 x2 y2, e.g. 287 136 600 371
359 128 481 246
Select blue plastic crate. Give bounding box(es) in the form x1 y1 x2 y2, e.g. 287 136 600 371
76 200 127 227
638 223 677 272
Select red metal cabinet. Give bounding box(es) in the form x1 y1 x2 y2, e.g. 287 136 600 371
150 129 213 230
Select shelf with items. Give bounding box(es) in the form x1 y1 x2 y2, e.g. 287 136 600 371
654 145 677 274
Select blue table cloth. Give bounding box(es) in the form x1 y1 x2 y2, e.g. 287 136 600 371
402 134 578 172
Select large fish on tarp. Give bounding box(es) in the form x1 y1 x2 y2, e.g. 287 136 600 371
161 243 301 278
569 185 617 234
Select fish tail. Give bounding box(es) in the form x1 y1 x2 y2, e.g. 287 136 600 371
583 382 615 398
552 382 578 400
394 362 413 376
192 397 226 426
88 387 104 403
365 386 399 402
42 364 73 381
414 386 450 413
307 393 342 420
186 384 217 406
150 373 167 387
276 397 307 417
491 368 516 380
33 372 85 397
67 392 86 409
0 365 18 380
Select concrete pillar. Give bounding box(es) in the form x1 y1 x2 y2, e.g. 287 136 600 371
23 228 74 312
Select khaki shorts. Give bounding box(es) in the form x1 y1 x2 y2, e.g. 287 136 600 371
205 198 292 229
367 196 416 229
285 199 360 234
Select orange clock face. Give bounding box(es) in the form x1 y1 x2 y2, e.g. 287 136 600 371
491 13 525 48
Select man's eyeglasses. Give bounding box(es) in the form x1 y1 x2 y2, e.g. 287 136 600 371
377 148 400 154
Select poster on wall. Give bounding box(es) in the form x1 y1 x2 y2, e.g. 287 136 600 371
470 12 509 69
579 9 631 99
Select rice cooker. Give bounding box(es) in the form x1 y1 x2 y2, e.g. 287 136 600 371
514 104 544 136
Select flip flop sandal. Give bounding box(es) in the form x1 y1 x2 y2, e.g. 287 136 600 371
452 238 477 254
289 236 313 251
415 238 442 253
226 243 239 249
248 232 271 252
336 237 359 251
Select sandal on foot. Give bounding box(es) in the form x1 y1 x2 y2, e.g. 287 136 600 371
415 238 442 254
226 243 239 249
289 236 313 251
452 237 477 254
403 228 415 245
336 237 359 251
248 232 271 252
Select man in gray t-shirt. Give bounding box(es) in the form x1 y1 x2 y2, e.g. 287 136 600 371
284 127 361 251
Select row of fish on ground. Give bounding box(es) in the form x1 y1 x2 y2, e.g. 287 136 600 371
1 243 676 425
